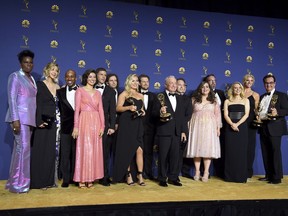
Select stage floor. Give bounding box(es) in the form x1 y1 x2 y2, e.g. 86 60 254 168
1 175 288 211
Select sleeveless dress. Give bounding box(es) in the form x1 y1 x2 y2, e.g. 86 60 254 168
113 97 144 182
247 95 257 178
224 104 248 183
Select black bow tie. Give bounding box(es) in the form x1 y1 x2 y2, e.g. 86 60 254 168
264 92 271 96
68 86 77 91
141 92 148 95
96 85 104 89
168 93 175 97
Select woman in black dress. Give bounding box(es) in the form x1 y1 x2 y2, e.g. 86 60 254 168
223 81 250 183
112 74 146 186
242 74 260 180
30 62 61 189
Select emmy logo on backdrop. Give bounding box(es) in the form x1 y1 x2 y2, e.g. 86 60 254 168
157 93 172 122
267 94 278 120
253 104 264 127
126 98 144 119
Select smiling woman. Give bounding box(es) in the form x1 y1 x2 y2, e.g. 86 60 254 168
30 62 61 190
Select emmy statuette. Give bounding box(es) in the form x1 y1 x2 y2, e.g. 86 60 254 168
252 104 263 128
126 97 144 119
157 93 172 122
267 94 279 120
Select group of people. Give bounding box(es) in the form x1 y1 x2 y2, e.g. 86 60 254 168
5 49 288 193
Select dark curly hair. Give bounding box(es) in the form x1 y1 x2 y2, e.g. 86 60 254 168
81 69 97 86
192 81 216 104
17 50 34 63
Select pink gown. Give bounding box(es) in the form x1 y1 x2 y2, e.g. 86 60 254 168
185 101 222 158
73 87 105 182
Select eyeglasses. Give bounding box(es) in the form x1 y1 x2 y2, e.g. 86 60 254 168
264 82 275 85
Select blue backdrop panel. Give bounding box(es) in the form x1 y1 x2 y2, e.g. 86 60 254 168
0 0 287 180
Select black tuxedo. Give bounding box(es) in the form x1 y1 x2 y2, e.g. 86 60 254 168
141 91 157 179
212 89 226 178
56 86 78 184
98 85 116 182
179 94 193 177
259 90 288 182
152 92 187 182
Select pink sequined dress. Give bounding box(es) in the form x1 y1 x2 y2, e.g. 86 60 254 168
73 87 105 182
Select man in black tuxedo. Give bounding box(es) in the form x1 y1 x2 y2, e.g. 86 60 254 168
176 78 192 179
95 68 116 186
203 74 226 178
138 74 157 180
106 73 119 176
258 73 288 184
57 69 78 188
152 75 188 187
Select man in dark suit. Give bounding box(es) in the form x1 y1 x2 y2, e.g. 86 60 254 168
203 74 226 178
138 74 157 180
176 78 192 179
95 67 116 186
152 75 188 187
57 69 78 188
258 73 288 184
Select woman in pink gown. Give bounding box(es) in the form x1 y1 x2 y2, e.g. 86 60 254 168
72 69 105 188
184 81 222 182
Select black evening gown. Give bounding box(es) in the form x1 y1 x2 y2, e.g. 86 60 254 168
247 95 257 178
224 104 248 183
30 81 60 189
113 97 144 183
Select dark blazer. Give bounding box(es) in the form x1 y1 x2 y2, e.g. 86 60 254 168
142 91 157 134
214 89 226 111
260 90 288 136
56 86 76 134
102 85 117 130
152 91 187 136
181 94 193 125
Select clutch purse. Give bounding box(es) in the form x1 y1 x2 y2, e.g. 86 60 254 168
41 114 55 128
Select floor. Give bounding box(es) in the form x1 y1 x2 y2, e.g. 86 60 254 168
1 175 288 211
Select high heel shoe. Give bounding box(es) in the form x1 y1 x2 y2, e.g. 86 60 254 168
137 171 146 186
86 182 94 188
193 171 200 181
79 182 86 189
126 171 135 186
201 172 209 182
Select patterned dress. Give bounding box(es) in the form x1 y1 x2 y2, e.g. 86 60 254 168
185 101 222 158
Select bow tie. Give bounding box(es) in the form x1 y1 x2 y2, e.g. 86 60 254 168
168 93 176 97
96 85 104 89
264 92 271 96
68 86 77 91
141 91 148 95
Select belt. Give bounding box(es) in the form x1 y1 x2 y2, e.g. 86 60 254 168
229 112 244 119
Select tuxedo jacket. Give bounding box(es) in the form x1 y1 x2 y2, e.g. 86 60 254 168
102 85 116 130
260 90 288 136
142 91 157 135
152 91 187 136
214 89 226 111
181 94 193 125
56 86 76 134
